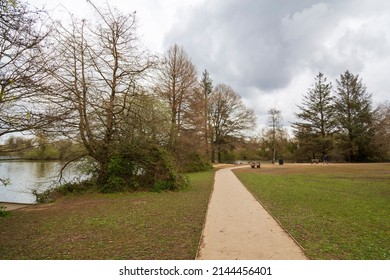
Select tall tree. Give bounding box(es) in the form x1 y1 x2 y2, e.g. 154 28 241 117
178 70 213 171
46 3 155 187
264 108 284 164
372 102 390 161
155 44 198 151
209 83 256 163
199 69 213 161
0 0 52 138
334 70 375 161
292 72 336 160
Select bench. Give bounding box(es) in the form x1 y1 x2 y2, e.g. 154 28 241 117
251 162 261 168
311 159 319 164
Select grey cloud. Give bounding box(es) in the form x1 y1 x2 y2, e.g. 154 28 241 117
164 0 303 89
165 0 390 86
163 0 390 126
164 1 339 89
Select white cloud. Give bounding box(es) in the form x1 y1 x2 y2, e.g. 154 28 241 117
281 2 330 42
26 0 390 133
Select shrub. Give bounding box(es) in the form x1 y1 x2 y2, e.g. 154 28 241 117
179 152 212 172
101 144 189 193
32 180 97 203
0 205 11 218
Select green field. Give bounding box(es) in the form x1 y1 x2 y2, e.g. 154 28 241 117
0 170 215 260
234 163 390 260
2 164 389 260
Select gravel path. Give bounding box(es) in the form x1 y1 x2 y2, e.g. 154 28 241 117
196 166 307 260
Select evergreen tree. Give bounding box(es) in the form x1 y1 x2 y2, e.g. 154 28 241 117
200 70 213 161
292 73 336 160
334 70 375 162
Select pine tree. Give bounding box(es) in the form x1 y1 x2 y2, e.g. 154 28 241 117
292 73 336 160
334 70 374 162
200 70 213 161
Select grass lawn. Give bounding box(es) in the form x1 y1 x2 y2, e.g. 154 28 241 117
234 163 390 260
0 170 215 260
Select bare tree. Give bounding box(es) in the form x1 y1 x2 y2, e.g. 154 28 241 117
372 102 390 161
0 0 52 139
154 44 198 151
209 83 256 163
118 94 171 146
45 3 155 186
264 108 283 164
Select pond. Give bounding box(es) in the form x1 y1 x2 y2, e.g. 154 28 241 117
0 160 87 204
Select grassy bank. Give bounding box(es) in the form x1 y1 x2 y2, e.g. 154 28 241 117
234 163 390 260
0 170 215 260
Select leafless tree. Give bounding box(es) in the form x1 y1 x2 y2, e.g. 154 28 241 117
373 102 390 160
154 44 198 151
209 83 256 163
265 108 283 164
0 0 53 139
45 2 155 186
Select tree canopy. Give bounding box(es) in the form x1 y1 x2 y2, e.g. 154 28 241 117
334 70 375 161
293 71 379 162
0 0 53 138
209 83 256 163
292 72 336 160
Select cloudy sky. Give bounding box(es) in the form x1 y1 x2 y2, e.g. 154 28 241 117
29 0 390 132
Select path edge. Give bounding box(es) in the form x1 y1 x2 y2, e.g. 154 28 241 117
231 167 308 258
194 169 217 260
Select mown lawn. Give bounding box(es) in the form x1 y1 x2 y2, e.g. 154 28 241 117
0 170 215 260
234 163 390 260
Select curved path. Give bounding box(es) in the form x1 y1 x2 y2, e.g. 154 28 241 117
196 166 307 260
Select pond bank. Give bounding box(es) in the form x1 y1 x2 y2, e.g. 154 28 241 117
0 202 31 211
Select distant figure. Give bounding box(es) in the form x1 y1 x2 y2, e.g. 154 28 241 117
323 154 329 164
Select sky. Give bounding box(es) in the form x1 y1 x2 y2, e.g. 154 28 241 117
28 0 390 133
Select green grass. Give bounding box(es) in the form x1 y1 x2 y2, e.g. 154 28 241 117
0 170 215 260
234 164 390 260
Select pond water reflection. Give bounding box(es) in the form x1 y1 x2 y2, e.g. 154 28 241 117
0 161 84 204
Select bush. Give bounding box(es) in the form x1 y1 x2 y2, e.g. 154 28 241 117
32 189 54 204
101 144 189 193
32 180 97 203
0 205 11 218
32 144 190 200
179 152 212 172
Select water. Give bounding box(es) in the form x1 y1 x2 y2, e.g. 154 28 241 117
0 161 86 204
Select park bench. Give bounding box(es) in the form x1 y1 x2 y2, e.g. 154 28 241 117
311 159 319 164
251 162 261 168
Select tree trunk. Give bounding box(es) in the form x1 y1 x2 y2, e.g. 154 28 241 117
272 148 276 164
217 143 222 163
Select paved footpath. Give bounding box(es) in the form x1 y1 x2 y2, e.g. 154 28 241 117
196 166 307 260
